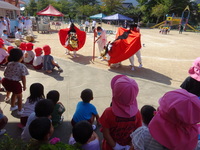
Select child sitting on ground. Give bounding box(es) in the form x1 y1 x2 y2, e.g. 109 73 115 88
0 107 8 136
0 39 9 66
99 75 142 150
46 90 65 127
24 43 35 64
181 57 200 97
69 120 100 150
1 30 13 46
2 48 29 115
19 42 26 54
130 105 156 150
33 47 43 70
71 89 100 128
43 45 63 73
21 99 54 141
131 89 200 150
29 117 54 149
19 83 45 128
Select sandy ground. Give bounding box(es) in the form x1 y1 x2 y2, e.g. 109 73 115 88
32 23 200 88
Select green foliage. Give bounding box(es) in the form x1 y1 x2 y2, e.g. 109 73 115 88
0 134 29 150
76 5 100 17
71 0 98 5
101 0 124 14
0 134 81 150
24 0 37 16
151 3 169 23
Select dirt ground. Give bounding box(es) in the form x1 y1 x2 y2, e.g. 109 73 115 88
30 23 200 88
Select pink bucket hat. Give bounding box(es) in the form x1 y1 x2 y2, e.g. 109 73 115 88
189 57 200 81
149 89 200 150
111 75 139 118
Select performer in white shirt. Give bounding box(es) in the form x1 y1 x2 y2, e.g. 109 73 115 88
24 17 33 35
15 28 24 40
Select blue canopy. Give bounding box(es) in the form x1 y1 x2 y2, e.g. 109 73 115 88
102 13 133 21
89 13 107 19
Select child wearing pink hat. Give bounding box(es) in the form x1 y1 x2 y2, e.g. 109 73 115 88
24 43 35 65
131 89 200 150
99 75 142 150
181 57 200 97
43 45 63 73
33 47 43 70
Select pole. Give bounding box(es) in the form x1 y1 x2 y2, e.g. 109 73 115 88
93 28 96 61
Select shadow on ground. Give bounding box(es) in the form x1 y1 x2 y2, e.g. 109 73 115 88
109 65 172 85
68 53 94 65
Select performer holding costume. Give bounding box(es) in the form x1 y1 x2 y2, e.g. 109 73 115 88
94 26 107 60
103 24 141 67
33 47 43 70
59 21 86 58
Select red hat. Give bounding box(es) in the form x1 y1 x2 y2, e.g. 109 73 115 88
34 47 42 56
19 42 26 51
7 46 14 54
43 45 51 55
0 38 4 48
26 43 34 51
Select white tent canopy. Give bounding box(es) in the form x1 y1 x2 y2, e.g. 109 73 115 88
0 1 19 10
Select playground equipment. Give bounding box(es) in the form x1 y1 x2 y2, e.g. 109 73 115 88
151 6 199 32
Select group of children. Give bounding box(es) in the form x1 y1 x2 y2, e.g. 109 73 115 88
0 38 63 73
0 38 200 150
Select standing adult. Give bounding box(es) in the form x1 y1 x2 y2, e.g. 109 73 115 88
18 17 24 33
5 15 11 36
95 26 107 59
0 16 6 38
24 17 33 35
129 24 143 71
92 20 96 31
84 20 90 33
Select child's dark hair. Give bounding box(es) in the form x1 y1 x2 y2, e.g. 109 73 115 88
72 120 93 145
35 99 54 117
141 105 156 126
28 83 45 104
3 30 7 33
46 90 60 105
129 23 138 31
97 26 102 31
8 48 23 62
29 117 52 141
81 89 93 103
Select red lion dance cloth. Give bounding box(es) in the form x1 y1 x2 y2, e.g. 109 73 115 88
108 27 141 64
58 24 86 51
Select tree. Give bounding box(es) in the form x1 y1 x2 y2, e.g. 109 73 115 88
76 5 100 18
71 0 98 6
101 0 124 14
151 4 168 24
24 0 37 16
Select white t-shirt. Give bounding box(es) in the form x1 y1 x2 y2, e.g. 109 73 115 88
24 51 35 63
24 19 32 28
85 21 90 27
21 112 37 141
92 20 96 27
33 55 43 66
21 98 41 117
15 31 22 39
